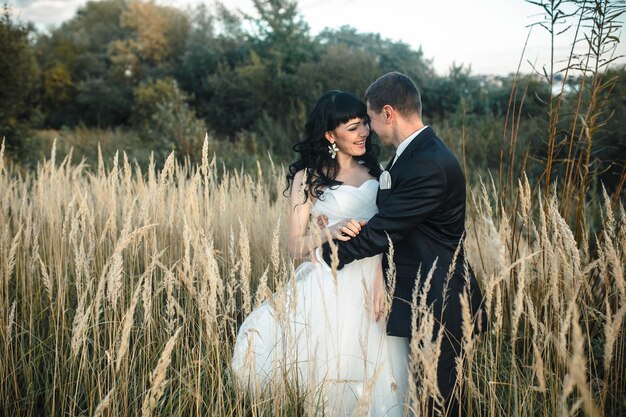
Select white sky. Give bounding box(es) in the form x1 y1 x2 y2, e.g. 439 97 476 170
10 0 626 76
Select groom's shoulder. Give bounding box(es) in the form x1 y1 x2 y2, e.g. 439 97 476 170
416 131 454 161
415 132 463 174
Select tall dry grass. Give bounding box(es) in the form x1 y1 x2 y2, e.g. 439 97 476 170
0 135 624 416
464 173 625 416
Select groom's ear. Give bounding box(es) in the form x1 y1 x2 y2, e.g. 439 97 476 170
382 104 394 123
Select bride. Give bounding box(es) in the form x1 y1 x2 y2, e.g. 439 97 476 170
231 90 410 416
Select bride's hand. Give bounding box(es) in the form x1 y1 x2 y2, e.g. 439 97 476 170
328 219 367 241
316 214 329 229
373 262 384 321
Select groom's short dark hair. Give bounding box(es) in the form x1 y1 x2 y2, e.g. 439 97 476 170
364 72 422 118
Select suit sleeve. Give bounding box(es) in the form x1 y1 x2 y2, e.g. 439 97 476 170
322 158 447 268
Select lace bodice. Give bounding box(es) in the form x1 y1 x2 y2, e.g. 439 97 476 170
311 179 379 226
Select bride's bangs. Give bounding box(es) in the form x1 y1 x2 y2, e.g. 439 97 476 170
329 93 368 130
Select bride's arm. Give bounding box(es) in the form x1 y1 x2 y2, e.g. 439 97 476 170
287 171 363 260
287 170 326 259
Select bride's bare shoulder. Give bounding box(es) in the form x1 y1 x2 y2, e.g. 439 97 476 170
290 169 308 193
293 169 307 184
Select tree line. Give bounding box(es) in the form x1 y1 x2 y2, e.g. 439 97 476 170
1 0 624 194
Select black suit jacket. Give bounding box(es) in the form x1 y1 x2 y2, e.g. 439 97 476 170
322 127 486 340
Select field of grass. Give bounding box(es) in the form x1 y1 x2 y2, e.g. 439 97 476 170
0 138 624 416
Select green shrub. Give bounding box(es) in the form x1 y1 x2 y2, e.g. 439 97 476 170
132 78 207 160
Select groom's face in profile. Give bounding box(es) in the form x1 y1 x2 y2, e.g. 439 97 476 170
366 101 391 147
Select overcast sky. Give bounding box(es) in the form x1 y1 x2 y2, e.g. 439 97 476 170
9 0 626 76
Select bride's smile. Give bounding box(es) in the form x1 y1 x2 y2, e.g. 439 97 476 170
326 117 371 157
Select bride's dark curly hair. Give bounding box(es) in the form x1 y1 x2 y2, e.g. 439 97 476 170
286 90 382 201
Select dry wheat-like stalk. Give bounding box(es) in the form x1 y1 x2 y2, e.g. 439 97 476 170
555 298 574 365
618 203 626 250
519 174 532 227
38 255 54 304
92 246 111 325
142 251 164 328
181 219 195 298
70 287 92 358
163 265 179 336
115 276 143 373
0 138 5 174
510 254 526 343
254 266 270 309
107 219 156 312
201 134 209 177
562 305 600 417
460 290 475 360
106 252 124 312
479 177 494 220
225 229 239 318
382 236 396 321
92 386 115 417
4 225 22 290
238 219 252 316
494 284 503 336
123 151 132 194
483 214 507 276
158 152 175 198
408 261 443 414
525 297 547 392
270 215 282 275
350 365 384 417
603 300 626 373
600 188 625 300
142 326 182 417
6 300 16 344
199 237 221 338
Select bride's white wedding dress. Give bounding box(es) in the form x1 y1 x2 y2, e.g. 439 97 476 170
231 179 409 416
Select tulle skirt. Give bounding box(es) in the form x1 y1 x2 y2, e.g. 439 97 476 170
231 254 410 417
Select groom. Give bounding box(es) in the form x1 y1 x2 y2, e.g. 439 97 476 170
319 72 486 416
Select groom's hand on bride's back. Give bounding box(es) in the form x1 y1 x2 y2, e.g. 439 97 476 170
316 215 367 242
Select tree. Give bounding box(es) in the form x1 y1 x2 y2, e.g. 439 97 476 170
248 0 312 74
245 0 314 124
109 1 190 80
316 26 435 88
38 0 128 81
36 0 128 127
132 78 206 159
176 3 249 122
297 43 379 98
422 64 483 120
75 79 132 127
36 0 191 129
0 3 39 155
199 0 314 137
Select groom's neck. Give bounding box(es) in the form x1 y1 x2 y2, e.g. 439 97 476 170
392 118 424 148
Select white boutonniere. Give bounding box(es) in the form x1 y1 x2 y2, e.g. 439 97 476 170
379 170 392 190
